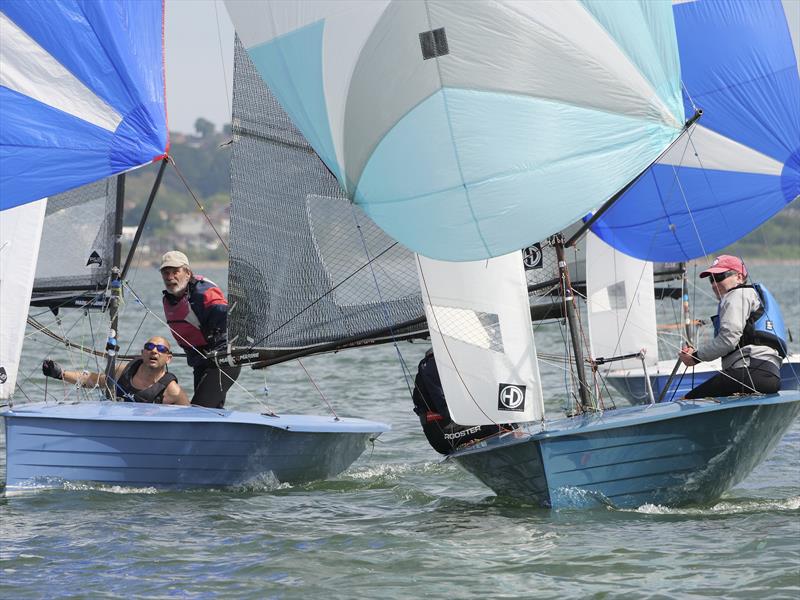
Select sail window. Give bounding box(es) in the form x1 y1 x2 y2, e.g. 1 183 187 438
427 306 504 352
590 281 628 313
419 28 449 60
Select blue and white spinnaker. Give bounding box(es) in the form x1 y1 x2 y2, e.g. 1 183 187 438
226 0 685 261
591 0 800 262
0 0 168 399
0 0 168 210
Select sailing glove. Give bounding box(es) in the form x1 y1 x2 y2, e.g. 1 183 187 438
42 359 64 380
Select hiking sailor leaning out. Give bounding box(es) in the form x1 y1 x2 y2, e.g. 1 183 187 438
160 250 241 409
679 255 787 399
42 336 189 405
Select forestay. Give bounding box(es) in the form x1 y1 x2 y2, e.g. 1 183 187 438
417 252 544 425
225 0 684 261
586 231 658 373
227 39 425 361
591 0 800 261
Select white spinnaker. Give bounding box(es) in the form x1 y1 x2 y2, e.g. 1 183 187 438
586 231 658 372
416 252 544 426
0 199 47 399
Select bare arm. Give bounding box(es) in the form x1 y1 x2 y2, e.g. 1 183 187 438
162 380 190 405
60 363 126 389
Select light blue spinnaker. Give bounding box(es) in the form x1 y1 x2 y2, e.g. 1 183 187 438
591 0 800 261
226 0 684 261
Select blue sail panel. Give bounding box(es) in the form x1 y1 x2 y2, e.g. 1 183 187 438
590 164 788 260
591 0 800 262
0 0 168 210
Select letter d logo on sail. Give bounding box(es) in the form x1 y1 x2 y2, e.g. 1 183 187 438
498 384 525 411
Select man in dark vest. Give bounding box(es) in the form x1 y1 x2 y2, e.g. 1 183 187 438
160 250 240 408
42 336 189 405
679 255 786 399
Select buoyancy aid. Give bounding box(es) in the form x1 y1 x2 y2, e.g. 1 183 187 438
115 358 177 404
162 277 228 362
712 283 788 358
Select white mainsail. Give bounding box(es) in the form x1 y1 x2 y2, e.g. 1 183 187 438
0 199 47 399
416 252 544 426
586 231 658 372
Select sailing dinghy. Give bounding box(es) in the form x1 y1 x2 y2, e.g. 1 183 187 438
583 232 800 404
0 0 388 493
227 0 800 509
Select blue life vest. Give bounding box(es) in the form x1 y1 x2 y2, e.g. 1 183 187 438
711 283 788 358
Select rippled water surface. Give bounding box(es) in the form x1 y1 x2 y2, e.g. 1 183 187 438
2 264 799 598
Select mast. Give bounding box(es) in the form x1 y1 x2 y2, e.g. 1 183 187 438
102 173 126 397
553 234 592 409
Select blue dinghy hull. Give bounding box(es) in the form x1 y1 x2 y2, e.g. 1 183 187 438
607 355 800 404
1 402 390 493
449 392 800 509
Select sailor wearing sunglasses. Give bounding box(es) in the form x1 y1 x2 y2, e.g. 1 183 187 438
678 255 787 399
42 336 189 405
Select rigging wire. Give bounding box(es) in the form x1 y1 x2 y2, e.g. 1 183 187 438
166 155 230 253
212 0 231 121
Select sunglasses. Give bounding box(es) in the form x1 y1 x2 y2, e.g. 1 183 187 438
709 270 737 283
143 342 171 354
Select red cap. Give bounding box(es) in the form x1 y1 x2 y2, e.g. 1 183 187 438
699 255 747 279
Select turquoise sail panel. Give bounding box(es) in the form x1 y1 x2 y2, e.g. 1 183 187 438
355 88 680 260
580 0 683 121
247 21 343 183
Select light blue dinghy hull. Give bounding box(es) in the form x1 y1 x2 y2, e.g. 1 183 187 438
1 402 390 493
607 356 800 404
449 392 800 509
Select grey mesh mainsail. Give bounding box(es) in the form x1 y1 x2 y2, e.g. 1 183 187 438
228 39 426 364
33 178 117 293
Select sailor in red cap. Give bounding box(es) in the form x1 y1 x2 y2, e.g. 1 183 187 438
678 255 787 398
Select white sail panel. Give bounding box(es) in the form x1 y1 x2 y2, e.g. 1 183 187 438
586 231 658 371
0 12 121 132
417 252 544 426
0 199 47 399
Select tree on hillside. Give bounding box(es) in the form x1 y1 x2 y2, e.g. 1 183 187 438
194 117 215 139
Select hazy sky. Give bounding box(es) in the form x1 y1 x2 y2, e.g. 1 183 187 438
165 0 234 134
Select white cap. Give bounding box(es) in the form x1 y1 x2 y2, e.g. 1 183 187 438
159 250 189 270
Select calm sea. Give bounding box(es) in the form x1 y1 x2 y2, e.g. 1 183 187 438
2 262 799 599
